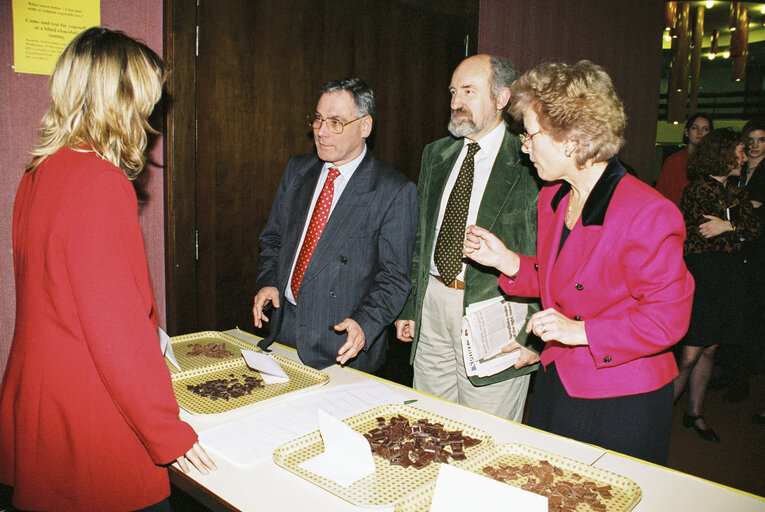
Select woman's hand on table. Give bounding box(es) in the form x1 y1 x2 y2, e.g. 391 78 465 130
699 215 733 238
463 225 520 277
526 308 588 346
176 442 217 475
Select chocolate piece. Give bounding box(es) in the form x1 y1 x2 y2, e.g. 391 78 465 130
186 342 234 359
186 373 264 401
364 415 481 469
481 460 617 512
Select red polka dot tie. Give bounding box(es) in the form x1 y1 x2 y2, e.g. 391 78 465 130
291 167 341 299
434 142 480 285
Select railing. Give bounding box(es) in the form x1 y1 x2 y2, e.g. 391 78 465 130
658 90 765 120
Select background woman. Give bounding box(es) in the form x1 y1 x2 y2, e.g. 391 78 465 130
463 61 694 464
656 113 714 206
714 118 765 405
740 118 765 423
675 128 757 442
0 28 215 512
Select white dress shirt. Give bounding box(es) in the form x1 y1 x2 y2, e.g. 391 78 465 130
285 146 367 304
430 122 506 281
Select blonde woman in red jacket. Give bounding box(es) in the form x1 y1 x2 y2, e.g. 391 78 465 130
0 28 215 512
464 61 694 465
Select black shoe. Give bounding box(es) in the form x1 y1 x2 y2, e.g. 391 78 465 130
723 383 749 403
752 413 765 425
683 412 720 442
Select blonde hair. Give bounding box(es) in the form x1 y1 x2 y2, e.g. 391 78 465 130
29 27 168 179
509 60 625 167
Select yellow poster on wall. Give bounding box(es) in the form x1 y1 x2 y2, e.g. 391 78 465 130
12 0 100 75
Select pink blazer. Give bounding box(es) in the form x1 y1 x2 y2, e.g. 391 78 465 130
500 159 694 399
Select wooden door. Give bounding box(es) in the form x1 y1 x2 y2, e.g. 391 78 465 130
164 0 477 335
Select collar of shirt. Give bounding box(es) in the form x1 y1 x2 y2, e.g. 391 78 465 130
429 122 507 281
464 120 505 162
322 144 367 188
284 145 368 305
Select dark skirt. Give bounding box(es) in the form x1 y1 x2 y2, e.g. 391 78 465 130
683 252 747 347
528 363 674 465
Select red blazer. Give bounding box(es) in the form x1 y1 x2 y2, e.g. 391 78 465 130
655 147 689 207
500 159 694 399
0 148 197 511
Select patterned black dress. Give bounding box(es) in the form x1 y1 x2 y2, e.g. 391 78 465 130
680 176 759 346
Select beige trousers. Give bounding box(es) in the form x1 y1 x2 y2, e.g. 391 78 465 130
412 275 530 422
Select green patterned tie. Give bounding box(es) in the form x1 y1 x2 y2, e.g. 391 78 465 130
434 142 480 285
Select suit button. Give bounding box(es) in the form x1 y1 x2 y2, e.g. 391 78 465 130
329 291 336 298
340 256 348 264
534 263 539 270
575 283 583 291
603 356 611 363
574 315 581 321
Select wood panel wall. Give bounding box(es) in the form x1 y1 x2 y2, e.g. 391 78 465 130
0 2 165 378
478 0 666 182
167 0 476 333
1 0 669 376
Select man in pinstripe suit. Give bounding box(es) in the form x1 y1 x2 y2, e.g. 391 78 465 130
253 78 417 373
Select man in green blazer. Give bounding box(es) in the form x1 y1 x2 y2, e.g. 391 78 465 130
395 54 541 421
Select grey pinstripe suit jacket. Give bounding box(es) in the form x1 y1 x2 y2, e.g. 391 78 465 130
256 151 417 373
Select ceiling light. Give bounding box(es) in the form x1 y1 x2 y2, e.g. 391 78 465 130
723 50 731 58
705 1 714 8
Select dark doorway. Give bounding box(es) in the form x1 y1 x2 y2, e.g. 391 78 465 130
164 0 478 336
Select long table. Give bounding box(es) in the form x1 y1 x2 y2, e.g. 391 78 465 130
169 329 765 511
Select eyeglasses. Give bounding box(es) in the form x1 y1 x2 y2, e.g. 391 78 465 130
519 130 543 147
308 113 366 134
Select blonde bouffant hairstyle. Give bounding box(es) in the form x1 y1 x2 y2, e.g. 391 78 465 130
28 27 168 179
508 60 625 168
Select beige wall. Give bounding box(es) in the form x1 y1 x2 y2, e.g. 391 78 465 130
0 2 165 377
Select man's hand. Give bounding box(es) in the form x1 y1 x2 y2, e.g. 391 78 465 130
252 287 280 328
395 320 415 342
500 340 541 369
334 318 366 365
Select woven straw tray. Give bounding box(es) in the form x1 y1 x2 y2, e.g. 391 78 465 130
167 331 329 415
272 404 494 509
395 443 642 512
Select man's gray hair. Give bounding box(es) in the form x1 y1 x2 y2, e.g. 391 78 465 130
319 77 376 119
489 56 518 101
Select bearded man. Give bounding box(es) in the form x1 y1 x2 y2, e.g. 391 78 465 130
395 55 541 421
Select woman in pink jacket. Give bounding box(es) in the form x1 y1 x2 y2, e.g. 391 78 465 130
464 61 694 464
0 28 215 512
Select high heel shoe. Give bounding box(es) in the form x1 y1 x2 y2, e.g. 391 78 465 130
683 412 720 442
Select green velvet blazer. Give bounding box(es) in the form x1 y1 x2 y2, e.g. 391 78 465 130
399 124 543 385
